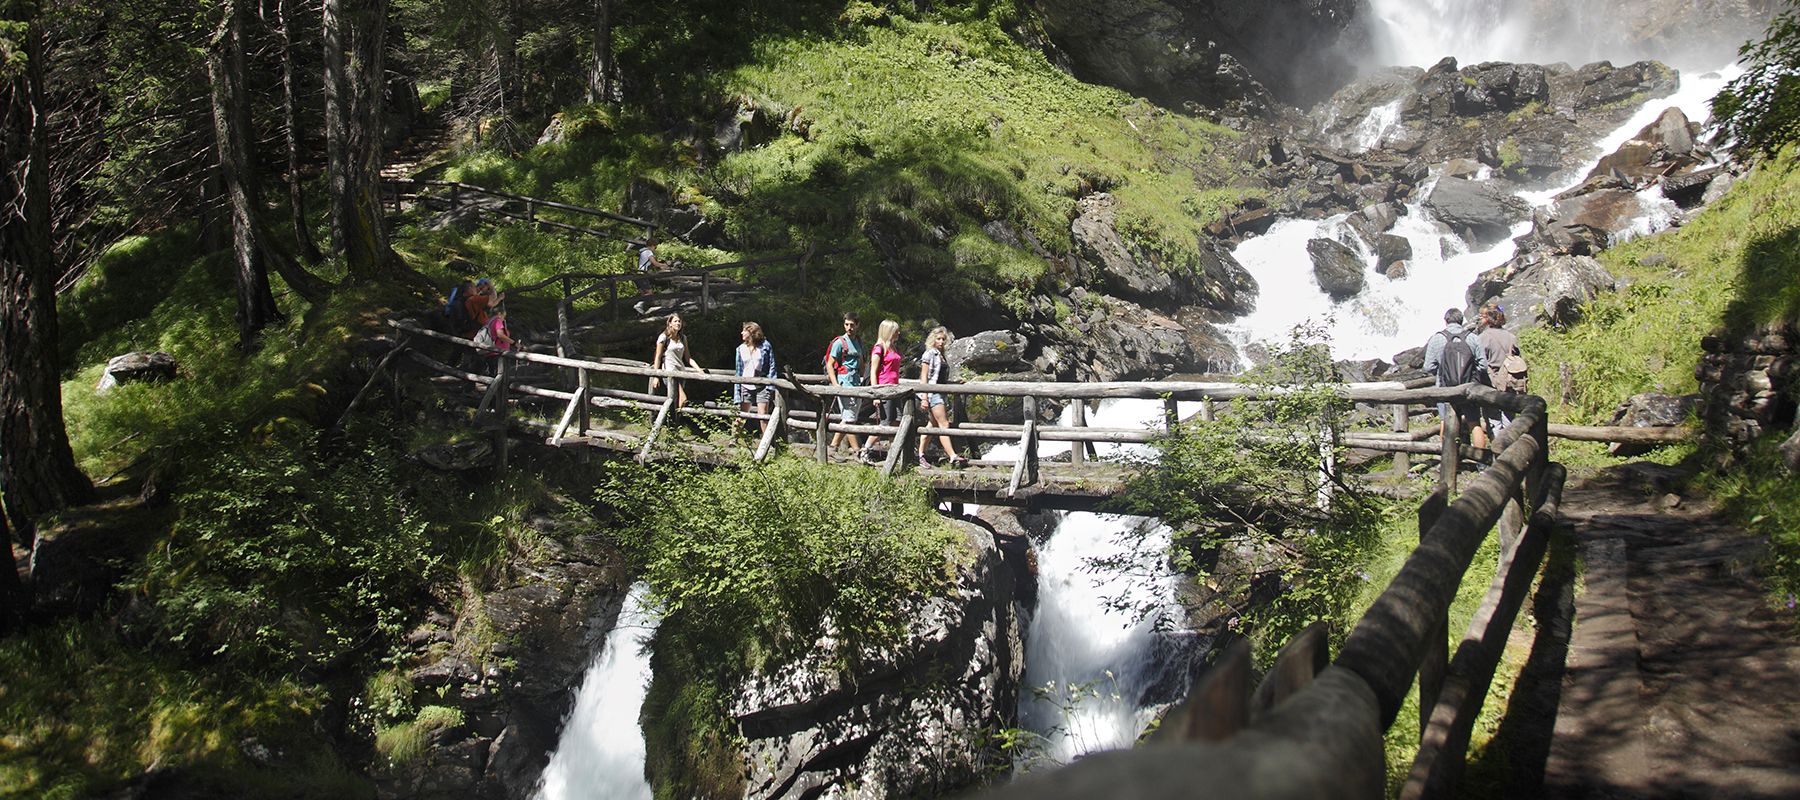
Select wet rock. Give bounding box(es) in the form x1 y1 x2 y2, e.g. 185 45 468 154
1549 188 1642 247
1386 260 1410 280
1423 178 1529 248
729 519 1024 800
1372 234 1412 274
95 352 178 392
1306 237 1365 299
1035 291 1202 382
1549 60 1679 117
1073 193 1256 314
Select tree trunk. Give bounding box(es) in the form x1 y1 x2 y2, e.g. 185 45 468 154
208 0 285 348
279 0 323 265
323 0 395 280
0 512 23 634
0 0 94 549
587 0 612 103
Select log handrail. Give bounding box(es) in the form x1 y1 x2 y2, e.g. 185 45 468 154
394 314 1572 798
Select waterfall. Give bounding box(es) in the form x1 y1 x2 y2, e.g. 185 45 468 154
990 399 1203 768
536 582 659 800
1229 67 1739 363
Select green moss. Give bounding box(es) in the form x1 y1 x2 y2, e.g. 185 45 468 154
374 706 465 765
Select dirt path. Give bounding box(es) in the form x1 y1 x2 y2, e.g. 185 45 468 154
1540 463 1800 798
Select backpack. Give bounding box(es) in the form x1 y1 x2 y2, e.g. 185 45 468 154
446 285 475 332
1437 331 1481 387
1501 351 1529 393
823 335 864 384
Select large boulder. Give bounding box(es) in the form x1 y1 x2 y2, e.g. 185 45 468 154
1466 252 1617 329
1027 289 1203 382
947 330 1032 379
1607 392 1700 456
1071 193 1257 314
1306 237 1365 299
95 351 178 392
1030 0 1366 109
1422 178 1529 248
1548 60 1680 118
732 519 1024 800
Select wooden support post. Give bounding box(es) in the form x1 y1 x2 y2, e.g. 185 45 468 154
449 182 460 213
611 279 619 322
1417 488 1448 739
1164 396 1179 432
639 395 675 462
701 271 711 312
1200 398 1215 422
577 368 591 462
1440 403 1460 495
754 388 787 462
883 397 917 476
526 200 537 226
1070 399 1086 467
1008 396 1039 498
550 385 585 444
495 356 511 471
1392 403 1410 478
816 396 833 463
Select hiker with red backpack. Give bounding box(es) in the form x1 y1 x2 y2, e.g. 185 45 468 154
824 311 869 462
1423 308 1491 451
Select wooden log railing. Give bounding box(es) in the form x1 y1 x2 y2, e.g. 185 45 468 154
982 386 1564 800
383 177 661 244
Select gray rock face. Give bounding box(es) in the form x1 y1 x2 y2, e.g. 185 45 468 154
731 519 1024 800
1423 178 1530 248
1608 392 1701 456
375 519 631 800
95 351 178 392
1032 290 1204 381
1071 194 1256 314
1466 252 1617 329
947 330 1032 378
1030 0 1365 109
1306 237 1365 299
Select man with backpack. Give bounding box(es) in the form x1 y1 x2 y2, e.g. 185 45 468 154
1423 308 1491 451
823 311 868 461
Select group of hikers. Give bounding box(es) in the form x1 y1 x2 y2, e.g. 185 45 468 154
1423 302 1530 453
651 310 967 468
446 274 966 467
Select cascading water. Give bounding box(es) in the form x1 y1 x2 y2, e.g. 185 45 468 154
1228 67 1740 362
535 583 659 800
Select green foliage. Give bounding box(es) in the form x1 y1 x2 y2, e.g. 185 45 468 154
1701 441 1800 613
0 620 366 799
606 456 963 668
1712 3 1800 158
607 455 965 799
1111 323 1392 657
1521 147 1800 424
130 431 439 671
374 706 465 765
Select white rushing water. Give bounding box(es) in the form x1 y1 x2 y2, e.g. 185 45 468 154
1226 66 1739 364
536 583 659 800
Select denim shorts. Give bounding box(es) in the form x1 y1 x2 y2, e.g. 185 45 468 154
740 386 774 405
924 392 947 409
837 395 864 423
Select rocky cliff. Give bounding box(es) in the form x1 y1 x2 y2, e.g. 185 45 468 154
725 516 1029 799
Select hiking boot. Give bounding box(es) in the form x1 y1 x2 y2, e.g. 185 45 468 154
917 454 933 469
857 449 878 465
949 455 970 469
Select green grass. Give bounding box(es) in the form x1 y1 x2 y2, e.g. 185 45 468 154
1521 146 1800 426
0 620 367 799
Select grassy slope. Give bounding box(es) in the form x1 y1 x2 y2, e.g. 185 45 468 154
409 14 1250 364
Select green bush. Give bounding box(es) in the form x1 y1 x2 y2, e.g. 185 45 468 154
1111 323 1391 658
130 431 440 671
605 455 965 799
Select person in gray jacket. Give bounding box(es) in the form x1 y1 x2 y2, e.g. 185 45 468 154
1422 308 1491 450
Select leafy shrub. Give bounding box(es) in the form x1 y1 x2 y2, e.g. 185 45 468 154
1111 323 1390 657
605 455 964 799
130 431 439 671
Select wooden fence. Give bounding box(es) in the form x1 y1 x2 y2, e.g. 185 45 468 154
383 178 660 244
981 386 1562 800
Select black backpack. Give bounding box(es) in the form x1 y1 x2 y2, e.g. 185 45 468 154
1437 331 1481 387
